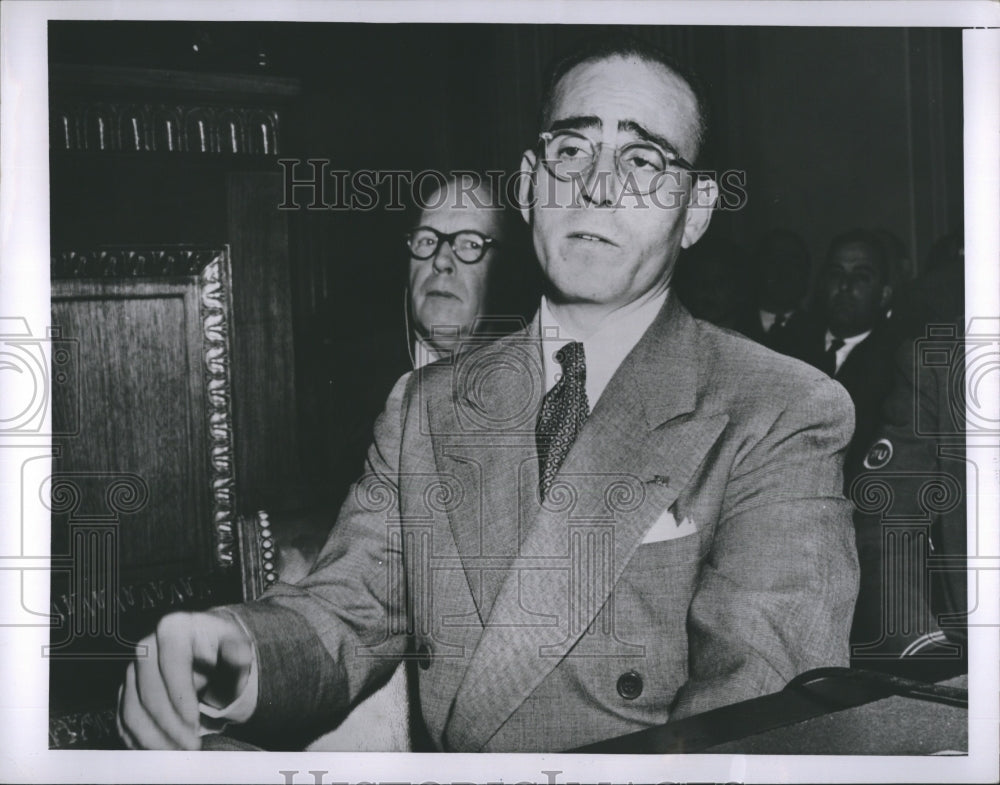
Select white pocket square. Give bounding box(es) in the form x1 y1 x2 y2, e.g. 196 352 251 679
641 508 697 544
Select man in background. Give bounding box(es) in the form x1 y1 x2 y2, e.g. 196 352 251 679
734 229 811 355
796 228 900 476
326 174 521 507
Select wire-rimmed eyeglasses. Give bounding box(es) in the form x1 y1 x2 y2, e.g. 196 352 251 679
538 130 696 195
405 227 498 264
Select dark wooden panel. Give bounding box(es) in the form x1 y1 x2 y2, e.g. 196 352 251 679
51 286 210 577
226 171 300 508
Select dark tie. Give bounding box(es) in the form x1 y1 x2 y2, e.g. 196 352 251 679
822 336 845 376
536 341 590 500
768 313 787 333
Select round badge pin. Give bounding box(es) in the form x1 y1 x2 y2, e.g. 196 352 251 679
863 438 894 470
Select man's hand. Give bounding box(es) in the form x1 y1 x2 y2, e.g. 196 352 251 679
117 611 255 750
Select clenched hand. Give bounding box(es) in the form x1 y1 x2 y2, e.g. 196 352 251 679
117 611 255 750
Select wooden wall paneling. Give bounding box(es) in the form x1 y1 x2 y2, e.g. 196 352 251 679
45 57 307 747
226 171 301 509
50 283 210 575
49 63 298 154
48 247 244 748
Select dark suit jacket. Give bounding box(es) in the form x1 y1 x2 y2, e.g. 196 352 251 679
849 335 967 666
229 295 859 752
733 306 809 357
794 319 900 476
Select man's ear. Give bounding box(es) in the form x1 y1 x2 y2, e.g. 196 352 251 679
879 283 894 309
517 150 536 224
681 176 718 249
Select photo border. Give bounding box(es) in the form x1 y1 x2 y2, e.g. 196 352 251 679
1 1 997 783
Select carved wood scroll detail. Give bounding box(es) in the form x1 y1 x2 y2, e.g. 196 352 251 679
199 255 238 567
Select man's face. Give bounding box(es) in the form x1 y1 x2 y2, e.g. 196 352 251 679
408 188 501 350
520 56 714 312
823 241 890 337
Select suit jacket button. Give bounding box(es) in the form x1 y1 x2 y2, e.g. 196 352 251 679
616 670 643 700
417 643 432 670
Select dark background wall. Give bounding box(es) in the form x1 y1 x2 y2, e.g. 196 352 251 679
717 27 963 278
49 21 964 508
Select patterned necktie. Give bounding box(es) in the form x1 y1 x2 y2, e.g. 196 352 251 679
536 341 590 501
822 336 845 376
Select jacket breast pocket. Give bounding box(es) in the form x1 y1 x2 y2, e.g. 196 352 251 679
627 529 703 572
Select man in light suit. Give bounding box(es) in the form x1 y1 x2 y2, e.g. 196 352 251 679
118 37 859 753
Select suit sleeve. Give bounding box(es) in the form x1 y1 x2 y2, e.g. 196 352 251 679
669 376 859 720
220 372 414 746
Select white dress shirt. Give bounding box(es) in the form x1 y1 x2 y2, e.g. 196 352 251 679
759 308 796 333
539 288 668 407
825 328 871 375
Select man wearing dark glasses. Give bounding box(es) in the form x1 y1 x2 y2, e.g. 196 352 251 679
119 36 858 753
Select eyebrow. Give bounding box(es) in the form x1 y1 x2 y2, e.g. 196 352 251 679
546 116 684 158
547 115 602 134
619 120 682 157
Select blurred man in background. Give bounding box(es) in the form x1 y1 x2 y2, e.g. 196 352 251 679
734 229 811 355
796 228 899 475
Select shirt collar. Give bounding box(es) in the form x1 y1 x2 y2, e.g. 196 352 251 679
759 308 796 331
539 288 668 408
825 328 871 352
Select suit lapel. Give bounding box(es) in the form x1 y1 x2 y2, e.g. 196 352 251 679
426 320 545 630
443 295 729 751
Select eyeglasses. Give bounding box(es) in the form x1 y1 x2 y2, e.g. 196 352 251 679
538 130 696 195
405 227 497 264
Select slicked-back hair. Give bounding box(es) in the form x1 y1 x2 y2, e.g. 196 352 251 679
538 34 711 162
